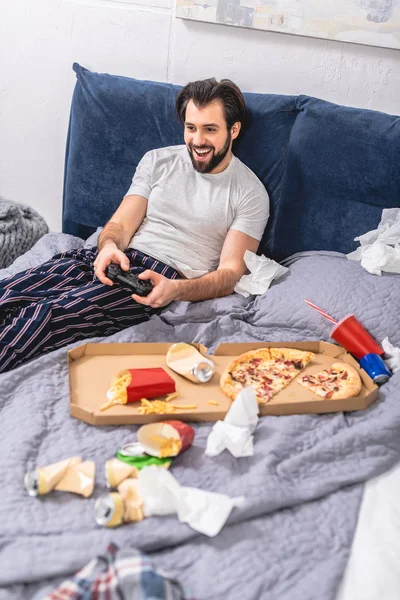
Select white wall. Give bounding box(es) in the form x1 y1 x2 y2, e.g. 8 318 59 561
1 0 399 232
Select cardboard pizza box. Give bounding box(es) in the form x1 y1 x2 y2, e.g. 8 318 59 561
68 341 379 425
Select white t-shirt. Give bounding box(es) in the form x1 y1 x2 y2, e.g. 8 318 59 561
125 145 269 279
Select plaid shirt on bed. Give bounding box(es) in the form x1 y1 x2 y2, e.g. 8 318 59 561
43 543 190 600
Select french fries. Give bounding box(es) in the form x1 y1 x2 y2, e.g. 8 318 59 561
150 436 182 457
137 397 197 415
103 374 197 415
101 371 132 410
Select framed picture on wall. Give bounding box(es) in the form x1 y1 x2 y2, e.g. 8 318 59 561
176 0 400 50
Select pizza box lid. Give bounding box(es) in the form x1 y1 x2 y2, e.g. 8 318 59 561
68 341 379 426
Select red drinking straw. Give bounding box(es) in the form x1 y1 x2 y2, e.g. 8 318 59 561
305 299 338 324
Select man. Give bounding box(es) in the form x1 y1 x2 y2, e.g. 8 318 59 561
0 78 269 373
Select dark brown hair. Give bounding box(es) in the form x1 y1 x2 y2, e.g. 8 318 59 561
175 78 247 131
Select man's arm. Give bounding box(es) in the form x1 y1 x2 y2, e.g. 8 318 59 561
94 194 147 284
175 229 258 302
132 229 259 307
98 194 148 251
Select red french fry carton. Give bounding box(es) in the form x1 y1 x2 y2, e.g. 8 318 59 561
107 368 176 405
137 420 195 457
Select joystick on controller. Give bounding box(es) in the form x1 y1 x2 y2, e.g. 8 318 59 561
105 264 153 297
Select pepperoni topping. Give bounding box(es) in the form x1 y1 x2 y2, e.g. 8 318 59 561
281 359 302 370
258 386 272 397
325 390 334 398
341 371 348 380
232 373 246 384
249 358 262 366
262 383 272 391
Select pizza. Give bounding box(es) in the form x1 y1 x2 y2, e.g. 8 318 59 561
297 362 362 399
220 347 315 404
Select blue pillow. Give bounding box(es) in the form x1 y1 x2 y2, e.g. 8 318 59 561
63 64 182 238
267 95 400 260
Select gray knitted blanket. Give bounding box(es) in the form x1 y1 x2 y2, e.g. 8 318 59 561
0 198 48 268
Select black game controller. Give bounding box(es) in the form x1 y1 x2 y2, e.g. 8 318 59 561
105 264 154 296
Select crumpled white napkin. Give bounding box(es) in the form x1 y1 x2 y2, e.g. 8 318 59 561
234 250 288 297
347 208 400 275
138 466 244 537
205 387 259 458
382 337 400 373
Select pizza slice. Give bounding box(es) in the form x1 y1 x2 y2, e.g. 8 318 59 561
297 362 362 399
220 347 315 404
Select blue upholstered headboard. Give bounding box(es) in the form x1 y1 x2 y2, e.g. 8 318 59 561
63 63 400 261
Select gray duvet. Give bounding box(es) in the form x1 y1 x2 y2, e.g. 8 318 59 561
1 233 400 600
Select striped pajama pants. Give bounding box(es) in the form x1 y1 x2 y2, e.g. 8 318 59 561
0 247 179 374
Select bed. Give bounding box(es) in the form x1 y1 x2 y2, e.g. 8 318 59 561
338 462 400 600
0 64 400 600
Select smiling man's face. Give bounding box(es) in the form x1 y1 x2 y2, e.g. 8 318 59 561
184 99 239 174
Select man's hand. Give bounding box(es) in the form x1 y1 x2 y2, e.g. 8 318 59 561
132 270 179 308
93 243 130 285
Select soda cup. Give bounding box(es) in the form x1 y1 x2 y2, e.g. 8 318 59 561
330 315 384 359
359 353 391 384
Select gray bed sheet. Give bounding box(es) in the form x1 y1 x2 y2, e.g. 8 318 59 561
1 232 400 600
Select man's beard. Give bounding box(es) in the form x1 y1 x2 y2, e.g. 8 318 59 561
187 132 231 174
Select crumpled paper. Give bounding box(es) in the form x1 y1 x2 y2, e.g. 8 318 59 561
382 337 400 373
347 208 400 275
138 466 244 537
205 387 259 458
234 250 288 297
